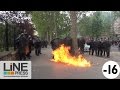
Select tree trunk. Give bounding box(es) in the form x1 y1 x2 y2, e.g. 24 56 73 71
70 11 79 56
13 26 16 51
46 31 49 43
5 21 9 51
54 12 58 38
49 32 52 44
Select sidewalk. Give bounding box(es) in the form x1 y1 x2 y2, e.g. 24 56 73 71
0 50 15 60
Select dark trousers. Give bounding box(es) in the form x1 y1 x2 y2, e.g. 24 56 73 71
91 49 97 55
98 49 103 56
45 44 47 48
105 48 110 57
103 50 106 56
89 48 91 55
26 46 32 59
80 46 84 54
18 52 26 60
35 47 41 56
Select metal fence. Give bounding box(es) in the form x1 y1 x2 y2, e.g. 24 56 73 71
0 23 19 52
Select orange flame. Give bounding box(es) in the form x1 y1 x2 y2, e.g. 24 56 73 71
51 44 91 67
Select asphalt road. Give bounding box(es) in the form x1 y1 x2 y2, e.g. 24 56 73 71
31 46 120 79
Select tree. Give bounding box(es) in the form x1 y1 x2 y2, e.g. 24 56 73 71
31 11 71 43
90 12 103 39
78 14 92 37
113 11 120 20
78 11 116 39
100 11 114 38
54 11 70 38
69 11 78 55
0 11 33 51
31 11 55 43
0 23 5 51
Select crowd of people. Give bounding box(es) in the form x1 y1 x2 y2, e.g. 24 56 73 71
111 40 120 46
50 37 112 58
111 40 120 51
15 30 119 61
15 30 48 60
87 38 111 58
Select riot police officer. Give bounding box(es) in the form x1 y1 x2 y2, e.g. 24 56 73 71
34 36 42 56
15 33 27 60
104 38 111 58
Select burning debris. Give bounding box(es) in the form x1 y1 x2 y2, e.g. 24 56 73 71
51 44 91 67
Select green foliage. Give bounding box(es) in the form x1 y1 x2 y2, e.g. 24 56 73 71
55 12 70 38
91 12 103 38
31 11 70 39
31 11 117 40
79 15 92 36
78 11 114 38
112 11 120 20
101 11 114 35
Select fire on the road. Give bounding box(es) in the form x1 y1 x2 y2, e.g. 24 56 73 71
51 44 91 67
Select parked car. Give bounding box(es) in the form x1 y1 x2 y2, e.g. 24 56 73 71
84 43 90 52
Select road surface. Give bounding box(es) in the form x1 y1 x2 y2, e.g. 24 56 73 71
31 45 120 79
